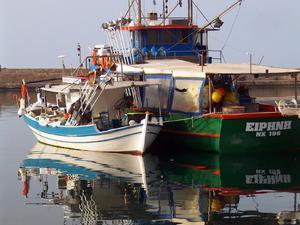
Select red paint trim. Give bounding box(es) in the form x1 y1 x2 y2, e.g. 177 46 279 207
121 25 198 31
203 112 284 120
162 129 220 138
259 103 276 112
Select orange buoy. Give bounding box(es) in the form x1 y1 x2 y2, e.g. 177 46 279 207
92 50 97 66
101 56 107 69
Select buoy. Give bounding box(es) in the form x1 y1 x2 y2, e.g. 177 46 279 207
216 87 225 96
101 56 107 69
92 50 97 66
212 91 222 103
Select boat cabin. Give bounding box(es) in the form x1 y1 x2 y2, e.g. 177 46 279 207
26 80 162 130
121 22 208 64
132 59 300 116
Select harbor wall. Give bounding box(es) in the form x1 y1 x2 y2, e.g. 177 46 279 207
0 68 299 97
0 68 74 89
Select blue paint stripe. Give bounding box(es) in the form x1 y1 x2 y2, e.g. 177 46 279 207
31 128 142 144
23 158 142 182
23 114 143 137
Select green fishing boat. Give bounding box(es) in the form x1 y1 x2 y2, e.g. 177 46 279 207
101 0 300 153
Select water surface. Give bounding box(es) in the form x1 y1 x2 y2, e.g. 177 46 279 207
1 91 300 225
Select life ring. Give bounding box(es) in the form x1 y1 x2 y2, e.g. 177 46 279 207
101 56 113 69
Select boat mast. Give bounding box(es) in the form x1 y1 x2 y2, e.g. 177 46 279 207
188 0 193 25
137 0 142 57
128 0 131 18
137 0 142 25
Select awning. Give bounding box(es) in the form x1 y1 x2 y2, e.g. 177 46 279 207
132 59 300 77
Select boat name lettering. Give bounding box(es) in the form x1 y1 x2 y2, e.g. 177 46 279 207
245 121 292 137
245 169 291 185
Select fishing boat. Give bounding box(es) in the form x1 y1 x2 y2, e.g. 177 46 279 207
100 0 300 153
18 52 163 154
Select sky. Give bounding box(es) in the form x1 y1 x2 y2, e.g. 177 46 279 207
1 0 300 68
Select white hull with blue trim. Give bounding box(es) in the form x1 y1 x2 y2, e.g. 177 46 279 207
23 114 161 153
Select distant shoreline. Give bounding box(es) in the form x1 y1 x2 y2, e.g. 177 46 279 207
0 68 74 89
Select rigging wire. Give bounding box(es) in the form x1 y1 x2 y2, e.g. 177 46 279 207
221 3 242 51
193 0 214 29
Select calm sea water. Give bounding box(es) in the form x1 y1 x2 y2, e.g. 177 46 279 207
1 90 300 225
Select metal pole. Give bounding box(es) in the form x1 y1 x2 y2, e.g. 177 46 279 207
137 0 142 25
294 193 297 212
208 75 212 113
295 73 298 101
188 0 191 24
158 84 163 125
188 0 193 25
250 53 252 75
77 43 82 67
128 0 131 18
163 0 166 25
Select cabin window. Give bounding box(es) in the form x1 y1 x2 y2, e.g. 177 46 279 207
162 30 174 44
146 30 158 45
178 29 190 44
144 75 172 110
56 93 66 108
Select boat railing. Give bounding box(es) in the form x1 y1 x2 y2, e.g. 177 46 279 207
143 49 222 64
70 54 125 79
275 99 300 118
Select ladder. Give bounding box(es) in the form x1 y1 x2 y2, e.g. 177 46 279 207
79 80 100 115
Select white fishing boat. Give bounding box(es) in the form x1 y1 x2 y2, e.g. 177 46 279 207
18 56 163 153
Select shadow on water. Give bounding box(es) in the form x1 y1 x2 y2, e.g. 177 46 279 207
17 142 300 225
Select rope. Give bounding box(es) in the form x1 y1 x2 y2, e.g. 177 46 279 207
221 3 242 51
193 1 214 29
163 116 197 123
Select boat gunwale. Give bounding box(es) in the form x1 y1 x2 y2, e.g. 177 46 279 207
23 113 162 137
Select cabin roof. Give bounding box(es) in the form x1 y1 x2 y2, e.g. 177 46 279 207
120 25 198 31
41 80 161 94
131 59 300 77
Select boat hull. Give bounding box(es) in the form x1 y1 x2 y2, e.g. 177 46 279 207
159 112 300 153
23 114 161 153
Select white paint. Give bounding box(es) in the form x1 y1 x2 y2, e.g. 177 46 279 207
245 120 292 137
27 122 161 153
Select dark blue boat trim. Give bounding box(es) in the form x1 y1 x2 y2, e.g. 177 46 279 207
23 114 144 137
31 128 142 144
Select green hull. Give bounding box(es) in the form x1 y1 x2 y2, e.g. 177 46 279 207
160 151 300 190
158 113 300 153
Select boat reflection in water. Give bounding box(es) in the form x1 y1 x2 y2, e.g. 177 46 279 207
18 144 300 225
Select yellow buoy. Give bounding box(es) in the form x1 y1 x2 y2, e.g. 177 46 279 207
212 91 222 103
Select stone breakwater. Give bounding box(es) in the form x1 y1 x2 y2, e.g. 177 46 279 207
0 68 74 89
0 68 299 90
